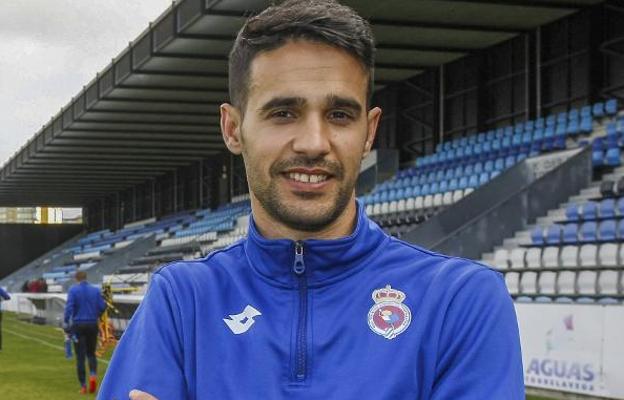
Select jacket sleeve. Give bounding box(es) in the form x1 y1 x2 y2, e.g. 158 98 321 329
97 272 186 400
430 269 525 400
64 288 75 325
0 287 10 300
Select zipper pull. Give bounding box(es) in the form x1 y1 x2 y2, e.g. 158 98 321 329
293 241 305 275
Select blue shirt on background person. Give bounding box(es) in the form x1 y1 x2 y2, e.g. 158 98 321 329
64 277 106 326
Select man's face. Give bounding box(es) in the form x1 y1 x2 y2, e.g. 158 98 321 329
223 40 380 232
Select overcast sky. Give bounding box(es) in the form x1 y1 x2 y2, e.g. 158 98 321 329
0 0 172 166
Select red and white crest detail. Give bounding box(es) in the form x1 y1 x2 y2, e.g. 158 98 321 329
367 285 411 340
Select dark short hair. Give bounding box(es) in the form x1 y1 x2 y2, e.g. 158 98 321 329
75 271 87 281
228 0 375 111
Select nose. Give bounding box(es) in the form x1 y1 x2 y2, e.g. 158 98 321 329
291 114 331 159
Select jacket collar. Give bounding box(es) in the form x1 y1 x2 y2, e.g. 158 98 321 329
244 201 389 288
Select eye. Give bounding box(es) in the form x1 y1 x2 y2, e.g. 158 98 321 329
329 110 353 121
270 110 296 120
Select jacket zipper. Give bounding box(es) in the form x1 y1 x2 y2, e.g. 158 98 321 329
293 240 308 382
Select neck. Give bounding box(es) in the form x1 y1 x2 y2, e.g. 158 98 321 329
251 195 358 241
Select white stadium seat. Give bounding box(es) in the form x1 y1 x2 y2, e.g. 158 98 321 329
452 190 464 203
389 200 398 214
505 272 520 295
442 191 453 206
541 247 560 268
380 202 390 215
372 203 381 215
599 243 618 267
577 271 598 295
598 270 619 295
560 245 579 268
493 248 509 269
414 196 424 210
538 272 557 295
579 245 598 267
509 248 526 269
520 271 538 294
464 187 474 196
423 195 434 209
432 193 443 207
525 248 542 268
405 197 415 211
557 271 577 295
397 199 406 212
365 204 373 215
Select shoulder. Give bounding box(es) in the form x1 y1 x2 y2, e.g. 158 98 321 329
386 236 499 278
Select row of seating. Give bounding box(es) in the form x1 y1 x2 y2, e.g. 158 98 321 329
505 269 622 298
531 219 624 245
494 243 621 270
565 199 624 222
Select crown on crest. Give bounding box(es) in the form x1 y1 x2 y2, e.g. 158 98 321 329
372 285 405 303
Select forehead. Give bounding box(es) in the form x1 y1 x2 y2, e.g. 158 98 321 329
246 40 369 108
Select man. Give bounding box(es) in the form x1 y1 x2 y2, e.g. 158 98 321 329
99 1 524 399
64 270 106 394
0 286 10 351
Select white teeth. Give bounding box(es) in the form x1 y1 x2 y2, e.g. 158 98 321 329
288 172 328 183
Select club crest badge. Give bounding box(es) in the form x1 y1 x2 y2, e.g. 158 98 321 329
367 285 411 340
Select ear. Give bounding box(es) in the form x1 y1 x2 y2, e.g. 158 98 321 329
363 106 382 158
220 103 243 155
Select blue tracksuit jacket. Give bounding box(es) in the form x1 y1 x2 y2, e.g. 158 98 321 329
99 204 524 399
64 281 106 325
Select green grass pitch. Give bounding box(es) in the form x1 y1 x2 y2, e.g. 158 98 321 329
1 311 553 399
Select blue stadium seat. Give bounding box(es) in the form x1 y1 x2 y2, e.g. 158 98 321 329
581 105 592 118
618 220 624 239
524 120 535 132
546 224 563 244
514 123 524 134
580 116 593 134
494 157 505 171
474 162 483 175
582 201 598 220
448 178 458 191
531 226 545 245
565 203 579 221
486 130 496 141
505 156 516 169
535 118 545 129
580 221 598 242
563 223 579 244
606 147 621 167
605 99 618 116
566 118 580 135
568 108 579 121
555 122 567 137
599 219 617 241
593 149 604 167
465 164 474 176
557 112 567 125
546 115 556 127
593 102 605 117
600 199 616 219
477 132 486 142
468 174 479 188
458 176 468 190
439 180 449 193
479 172 489 186
484 160 494 173
618 197 624 215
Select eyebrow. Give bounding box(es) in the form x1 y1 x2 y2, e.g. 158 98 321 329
258 96 307 114
326 95 363 117
257 94 364 116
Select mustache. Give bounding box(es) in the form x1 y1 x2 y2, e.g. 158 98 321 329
271 156 344 179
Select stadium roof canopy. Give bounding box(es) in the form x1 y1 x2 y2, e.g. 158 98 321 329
0 0 603 206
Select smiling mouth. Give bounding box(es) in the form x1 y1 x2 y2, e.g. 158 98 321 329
286 172 330 184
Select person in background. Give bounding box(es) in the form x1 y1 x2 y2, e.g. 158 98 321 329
0 286 10 351
64 271 106 394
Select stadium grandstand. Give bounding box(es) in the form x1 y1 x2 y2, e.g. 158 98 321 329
1 0 624 398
